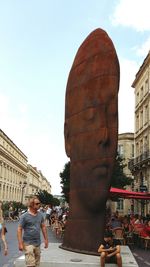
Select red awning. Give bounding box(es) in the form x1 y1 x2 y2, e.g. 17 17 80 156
109 187 150 200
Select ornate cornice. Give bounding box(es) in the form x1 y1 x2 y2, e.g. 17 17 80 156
0 147 27 173
0 129 27 159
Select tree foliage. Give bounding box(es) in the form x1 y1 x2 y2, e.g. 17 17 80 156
60 161 70 203
60 156 132 203
111 155 132 189
37 190 60 206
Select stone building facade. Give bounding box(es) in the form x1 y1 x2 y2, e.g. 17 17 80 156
26 166 51 201
0 130 28 203
0 129 51 204
110 133 134 215
129 51 150 215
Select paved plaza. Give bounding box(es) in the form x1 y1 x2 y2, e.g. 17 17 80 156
0 221 150 267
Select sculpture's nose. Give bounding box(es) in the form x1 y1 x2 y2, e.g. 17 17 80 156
99 127 109 147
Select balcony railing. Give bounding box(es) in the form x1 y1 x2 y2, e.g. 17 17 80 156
128 150 150 170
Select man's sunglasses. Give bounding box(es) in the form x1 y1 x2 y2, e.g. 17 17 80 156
34 202 41 205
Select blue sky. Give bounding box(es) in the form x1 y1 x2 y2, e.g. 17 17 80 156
0 0 150 194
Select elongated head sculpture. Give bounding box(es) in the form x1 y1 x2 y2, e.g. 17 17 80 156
62 28 120 254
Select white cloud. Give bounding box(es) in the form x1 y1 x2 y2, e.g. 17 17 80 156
111 0 150 31
134 37 150 57
119 58 139 133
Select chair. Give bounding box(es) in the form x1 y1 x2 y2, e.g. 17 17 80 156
125 232 134 247
143 237 150 249
113 227 125 245
140 235 150 250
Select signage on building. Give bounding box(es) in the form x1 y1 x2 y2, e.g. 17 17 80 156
139 185 148 192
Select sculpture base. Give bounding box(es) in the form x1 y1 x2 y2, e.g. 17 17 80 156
60 244 99 256
14 243 138 267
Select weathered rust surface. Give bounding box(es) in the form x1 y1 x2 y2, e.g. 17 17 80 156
62 28 120 254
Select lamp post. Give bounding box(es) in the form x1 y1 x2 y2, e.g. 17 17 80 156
131 180 134 215
20 181 27 204
139 171 148 217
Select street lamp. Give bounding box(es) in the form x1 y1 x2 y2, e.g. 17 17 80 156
20 181 27 204
139 171 148 216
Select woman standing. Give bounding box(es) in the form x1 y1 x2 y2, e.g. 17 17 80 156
0 201 8 255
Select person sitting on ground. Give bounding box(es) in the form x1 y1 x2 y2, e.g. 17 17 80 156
98 231 122 267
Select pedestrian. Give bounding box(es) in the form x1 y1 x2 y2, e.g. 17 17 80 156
0 201 8 256
45 205 52 226
17 196 48 267
0 200 4 220
98 231 122 267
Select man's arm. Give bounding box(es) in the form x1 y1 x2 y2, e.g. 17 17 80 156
107 245 120 258
17 225 24 251
41 223 48 248
98 244 112 253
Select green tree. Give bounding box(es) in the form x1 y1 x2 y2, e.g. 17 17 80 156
53 197 60 207
60 156 132 203
37 190 54 205
37 190 60 207
60 161 70 203
111 155 132 189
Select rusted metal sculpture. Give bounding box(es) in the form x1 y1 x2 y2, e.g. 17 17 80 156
62 28 120 254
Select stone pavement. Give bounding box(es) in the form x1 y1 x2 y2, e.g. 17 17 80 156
14 243 138 267
1 222 150 267
15 227 138 267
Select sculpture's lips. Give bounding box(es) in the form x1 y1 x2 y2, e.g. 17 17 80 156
93 165 108 177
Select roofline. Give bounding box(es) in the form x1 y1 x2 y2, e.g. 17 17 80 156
132 51 150 88
0 128 27 159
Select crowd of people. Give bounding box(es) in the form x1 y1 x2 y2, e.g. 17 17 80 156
105 211 150 248
1 198 150 267
97 211 150 267
39 204 68 238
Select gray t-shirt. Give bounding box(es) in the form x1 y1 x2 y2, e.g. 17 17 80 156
19 211 44 246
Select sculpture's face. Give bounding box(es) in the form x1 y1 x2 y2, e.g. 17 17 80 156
64 29 119 212
65 75 118 156
65 77 118 211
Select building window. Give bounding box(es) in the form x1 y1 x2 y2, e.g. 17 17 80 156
140 110 143 128
132 144 134 157
145 79 148 94
140 86 143 100
136 92 139 105
144 136 148 152
140 140 143 154
117 199 124 210
136 114 139 131
136 142 139 157
118 145 124 157
145 105 148 124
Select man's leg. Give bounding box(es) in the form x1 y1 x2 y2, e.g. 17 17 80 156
34 246 41 267
24 244 36 267
116 253 122 267
100 252 106 267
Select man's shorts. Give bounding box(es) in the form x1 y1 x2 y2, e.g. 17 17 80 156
23 244 41 267
106 255 117 263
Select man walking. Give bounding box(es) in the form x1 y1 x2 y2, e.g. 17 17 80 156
17 196 48 267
